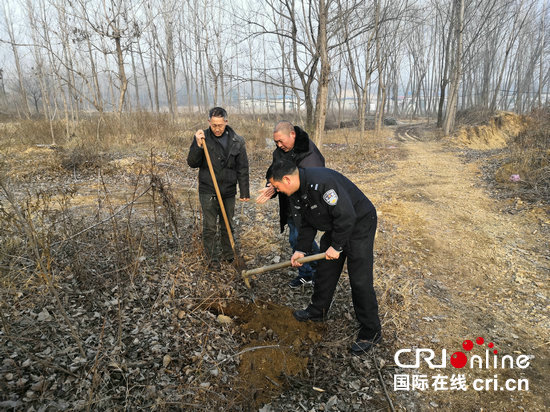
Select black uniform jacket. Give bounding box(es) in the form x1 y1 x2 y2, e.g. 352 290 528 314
290 168 375 253
272 126 325 232
187 126 250 199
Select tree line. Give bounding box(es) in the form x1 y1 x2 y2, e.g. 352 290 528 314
0 0 548 144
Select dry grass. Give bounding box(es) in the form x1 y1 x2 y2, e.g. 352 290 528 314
0 111 548 410
1 112 409 410
455 108 550 203
506 108 550 202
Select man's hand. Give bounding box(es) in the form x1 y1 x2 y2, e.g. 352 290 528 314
325 246 341 260
290 251 305 267
195 129 205 148
256 184 276 204
239 198 250 202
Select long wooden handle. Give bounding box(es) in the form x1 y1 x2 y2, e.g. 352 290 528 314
201 139 236 252
242 253 326 277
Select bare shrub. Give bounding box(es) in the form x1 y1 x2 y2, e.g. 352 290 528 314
57 144 107 173
456 106 497 126
508 107 550 201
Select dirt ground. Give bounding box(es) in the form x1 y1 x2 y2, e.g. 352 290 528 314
0 114 548 411
241 119 549 411
367 126 549 410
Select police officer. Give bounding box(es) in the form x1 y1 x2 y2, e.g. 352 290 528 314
267 159 381 354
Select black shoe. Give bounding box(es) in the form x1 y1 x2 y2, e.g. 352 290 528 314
293 308 324 322
207 260 221 270
222 257 234 264
350 333 382 355
289 275 313 288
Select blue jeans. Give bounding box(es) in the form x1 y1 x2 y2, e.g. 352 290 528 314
288 217 319 279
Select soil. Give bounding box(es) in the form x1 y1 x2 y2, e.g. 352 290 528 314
368 126 549 411
244 118 549 411
0 114 548 411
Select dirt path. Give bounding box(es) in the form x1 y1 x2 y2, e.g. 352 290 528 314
368 133 549 410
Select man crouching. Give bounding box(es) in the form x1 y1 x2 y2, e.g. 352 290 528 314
267 159 382 354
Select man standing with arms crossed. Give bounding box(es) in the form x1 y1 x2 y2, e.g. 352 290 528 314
187 107 250 267
256 121 325 288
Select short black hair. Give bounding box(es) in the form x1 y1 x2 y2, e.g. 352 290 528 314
209 107 227 120
267 159 298 181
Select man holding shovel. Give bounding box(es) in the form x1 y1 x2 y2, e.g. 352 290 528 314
267 159 381 354
187 107 250 266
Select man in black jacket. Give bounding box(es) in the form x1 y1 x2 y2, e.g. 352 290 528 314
256 121 325 288
267 159 381 354
187 107 250 264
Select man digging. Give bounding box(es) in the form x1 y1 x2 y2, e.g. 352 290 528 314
267 159 382 354
187 107 250 267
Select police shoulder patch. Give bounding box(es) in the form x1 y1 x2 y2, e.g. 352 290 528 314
323 189 338 205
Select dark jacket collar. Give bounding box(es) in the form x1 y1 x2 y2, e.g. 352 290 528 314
293 126 310 153
297 168 308 197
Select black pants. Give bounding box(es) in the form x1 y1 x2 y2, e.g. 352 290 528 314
309 209 381 340
199 193 235 261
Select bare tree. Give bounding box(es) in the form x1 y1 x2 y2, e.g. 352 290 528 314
2 0 32 118
158 0 179 117
25 0 57 144
1 0 547 122
442 0 464 135
74 0 144 116
312 0 330 143
537 1 547 108
491 1 533 111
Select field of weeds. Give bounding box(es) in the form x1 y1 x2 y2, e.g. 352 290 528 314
0 111 548 411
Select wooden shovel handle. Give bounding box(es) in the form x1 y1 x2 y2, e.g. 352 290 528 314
242 252 326 278
201 139 236 252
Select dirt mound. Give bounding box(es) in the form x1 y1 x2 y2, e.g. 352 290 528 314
213 300 322 408
453 111 527 149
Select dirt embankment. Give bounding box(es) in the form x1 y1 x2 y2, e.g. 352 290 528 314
453 111 529 149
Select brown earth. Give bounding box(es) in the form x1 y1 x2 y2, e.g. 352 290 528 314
236 114 549 410
367 130 549 410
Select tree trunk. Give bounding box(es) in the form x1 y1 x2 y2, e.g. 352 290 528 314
249 45 255 115
114 35 129 116
138 34 154 111
165 17 177 118
436 1 455 128
313 0 330 147
3 1 32 118
130 47 141 111
538 3 546 107
443 0 465 135
374 0 385 133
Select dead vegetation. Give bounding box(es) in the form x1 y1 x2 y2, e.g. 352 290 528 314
0 111 548 411
454 108 550 204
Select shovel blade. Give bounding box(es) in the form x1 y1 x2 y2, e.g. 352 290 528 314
233 254 247 273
